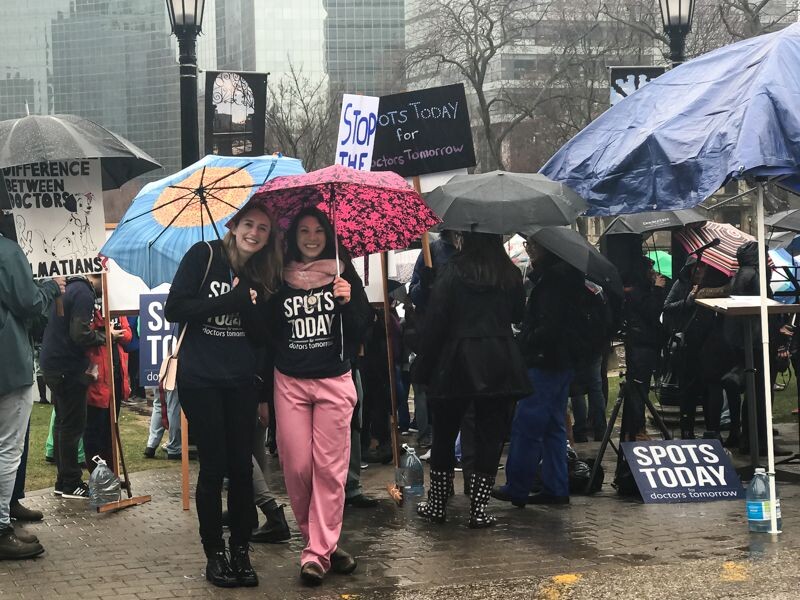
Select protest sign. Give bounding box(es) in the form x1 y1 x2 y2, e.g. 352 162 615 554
371 83 476 177
621 439 744 504
1 159 105 278
336 94 380 171
139 293 176 386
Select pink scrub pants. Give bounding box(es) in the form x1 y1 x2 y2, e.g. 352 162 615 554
274 369 357 571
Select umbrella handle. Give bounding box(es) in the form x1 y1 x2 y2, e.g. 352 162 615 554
412 176 434 268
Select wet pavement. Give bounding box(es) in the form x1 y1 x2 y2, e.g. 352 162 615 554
2 425 800 599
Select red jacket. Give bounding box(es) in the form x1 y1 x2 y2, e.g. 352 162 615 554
86 311 132 409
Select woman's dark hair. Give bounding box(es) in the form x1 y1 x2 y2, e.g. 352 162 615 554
285 206 337 263
451 231 521 290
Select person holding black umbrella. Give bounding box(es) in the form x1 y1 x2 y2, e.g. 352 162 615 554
413 232 530 528
492 236 589 507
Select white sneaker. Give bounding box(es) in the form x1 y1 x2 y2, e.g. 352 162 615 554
419 449 431 461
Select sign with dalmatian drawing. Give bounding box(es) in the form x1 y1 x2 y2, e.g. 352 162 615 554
1 159 106 278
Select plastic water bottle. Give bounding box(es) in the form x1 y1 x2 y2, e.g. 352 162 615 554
397 444 425 498
88 456 121 509
746 468 781 532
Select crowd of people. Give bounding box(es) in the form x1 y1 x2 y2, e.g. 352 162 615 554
1 204 797 589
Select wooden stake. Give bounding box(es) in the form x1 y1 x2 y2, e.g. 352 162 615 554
101 272 120 476
381 252 404 506
181 409 190 511
98 271 151 513
97 495 152 514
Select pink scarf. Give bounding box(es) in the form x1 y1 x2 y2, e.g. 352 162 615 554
283 259 343 290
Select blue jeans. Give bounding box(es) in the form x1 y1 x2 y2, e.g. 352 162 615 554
12 420 30 503
147 388 181 455
0 385 34 529
503 368 574 499
570 357 606 439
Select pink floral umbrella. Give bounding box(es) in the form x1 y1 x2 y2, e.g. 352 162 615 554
234 164 440 258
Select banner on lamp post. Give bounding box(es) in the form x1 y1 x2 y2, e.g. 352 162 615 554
609 66 666 105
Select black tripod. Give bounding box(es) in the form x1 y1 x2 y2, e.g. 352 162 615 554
585 371 673 494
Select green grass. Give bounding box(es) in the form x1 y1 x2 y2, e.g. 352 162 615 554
25 403 176 493
605 374 799 424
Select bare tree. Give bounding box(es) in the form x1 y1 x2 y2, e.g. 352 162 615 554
603 0 798 62
538 0 655 148
405 0 553 171
718 0 799 39
266 62 340 171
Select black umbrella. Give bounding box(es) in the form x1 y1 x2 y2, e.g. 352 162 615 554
766 229 798 250
527 226 622 297
765 209 800 233
425 171 587 235
602 208 706 236
0 114 161 190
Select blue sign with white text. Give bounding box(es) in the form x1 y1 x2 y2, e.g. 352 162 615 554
139 293 176 387
621 439 744 503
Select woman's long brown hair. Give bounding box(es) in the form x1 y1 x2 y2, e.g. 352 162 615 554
224 205 283 297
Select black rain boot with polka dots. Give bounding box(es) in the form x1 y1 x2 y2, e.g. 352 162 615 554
446 470 455 499
416 469 451 523
468 473 497 529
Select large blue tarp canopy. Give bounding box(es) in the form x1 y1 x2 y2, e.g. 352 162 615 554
541 24 800 216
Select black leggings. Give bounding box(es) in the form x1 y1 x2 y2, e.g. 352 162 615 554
178 383 258 553
430 397 513 476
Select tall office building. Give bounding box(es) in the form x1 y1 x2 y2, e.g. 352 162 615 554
254 0 327 83
323 0 406 96
1 0 220 190
216 0 256 71
50 0 181 179
0 1 70 120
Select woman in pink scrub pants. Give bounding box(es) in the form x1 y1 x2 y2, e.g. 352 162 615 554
266 207 372 587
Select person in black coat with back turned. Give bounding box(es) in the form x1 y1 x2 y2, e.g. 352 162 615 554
413 232 531 529
621 255 667 441
723 241 789 455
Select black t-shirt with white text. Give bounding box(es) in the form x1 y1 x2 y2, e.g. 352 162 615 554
271 281 350 379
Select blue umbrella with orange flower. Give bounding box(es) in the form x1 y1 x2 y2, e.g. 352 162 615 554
101 154 305 287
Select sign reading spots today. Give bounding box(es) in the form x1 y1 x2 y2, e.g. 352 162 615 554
371 83 477 177
139 293 174 385
283 290 337 351
621 439 745 503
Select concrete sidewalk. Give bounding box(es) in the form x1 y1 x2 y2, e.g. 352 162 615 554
2 428 800 600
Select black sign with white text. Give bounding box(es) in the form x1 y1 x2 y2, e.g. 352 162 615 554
621 439 744 504
371 84 476 177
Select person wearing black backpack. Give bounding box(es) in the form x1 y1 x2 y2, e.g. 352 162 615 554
492 238 588 507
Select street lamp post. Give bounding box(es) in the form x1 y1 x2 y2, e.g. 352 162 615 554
658 0 695 67
166 0 206 168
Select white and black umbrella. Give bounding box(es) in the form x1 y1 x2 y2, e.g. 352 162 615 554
0 114 161 189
